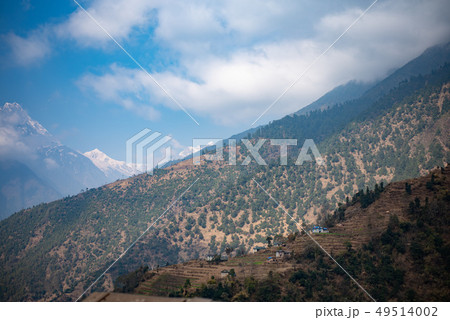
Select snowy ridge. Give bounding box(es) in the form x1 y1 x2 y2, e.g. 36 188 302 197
0 102 50 137
83 148 140 180
0 102 112 219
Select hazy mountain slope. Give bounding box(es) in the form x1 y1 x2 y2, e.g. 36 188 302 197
0 53 449 301
293 80 374 116
0 160 61 220
0 103 110 218
363 41 450 103
31 144 109 196
228 126 261 141
296 41 450 117
253 42 450 143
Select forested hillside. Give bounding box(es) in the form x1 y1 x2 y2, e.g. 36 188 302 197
171 166 449 302
0 60 449 301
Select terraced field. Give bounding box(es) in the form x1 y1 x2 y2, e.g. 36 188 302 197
128 167 450 300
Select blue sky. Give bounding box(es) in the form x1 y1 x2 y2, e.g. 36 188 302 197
1 0 449 161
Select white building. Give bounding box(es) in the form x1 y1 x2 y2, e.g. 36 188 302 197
220 270 229 278
275 250 292 258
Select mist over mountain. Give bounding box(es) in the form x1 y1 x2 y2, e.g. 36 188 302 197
251 42 450 146
293 80 375 116
0 103 136 219
0 160 61 220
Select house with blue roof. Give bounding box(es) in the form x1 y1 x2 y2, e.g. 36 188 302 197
311 226 329 234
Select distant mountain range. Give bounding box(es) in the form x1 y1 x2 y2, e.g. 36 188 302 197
0 103 138 220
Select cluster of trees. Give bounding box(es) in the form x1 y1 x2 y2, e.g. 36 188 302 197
352 184 384 208
114 266 149 293
195 273 283 302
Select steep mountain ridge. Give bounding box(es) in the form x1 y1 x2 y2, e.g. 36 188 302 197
293 80 374 116
0 50 449 301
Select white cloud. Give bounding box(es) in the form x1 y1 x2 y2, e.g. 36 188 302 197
5 29 51 66
74 0 450 125
0 126 30 157
4 0 450 125
77 64 162 120
167 138 195 160
154 1 226 54
135 137 192 168
314 0 450 76
152 0 367 56
55 0 156 47
177 146 196 159
3 0 157 65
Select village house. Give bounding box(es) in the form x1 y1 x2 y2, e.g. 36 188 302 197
252 246 266 253
220 270 229 278
220 252 229 261
275 250 292 259
205 254 214 262
311 226 329 234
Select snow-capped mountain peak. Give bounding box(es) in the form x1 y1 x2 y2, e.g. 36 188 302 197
84 148 108 162
0 102 50 137
83 149 140 180
1 102 112 219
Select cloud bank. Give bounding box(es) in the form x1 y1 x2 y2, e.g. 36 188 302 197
4 0 450 125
